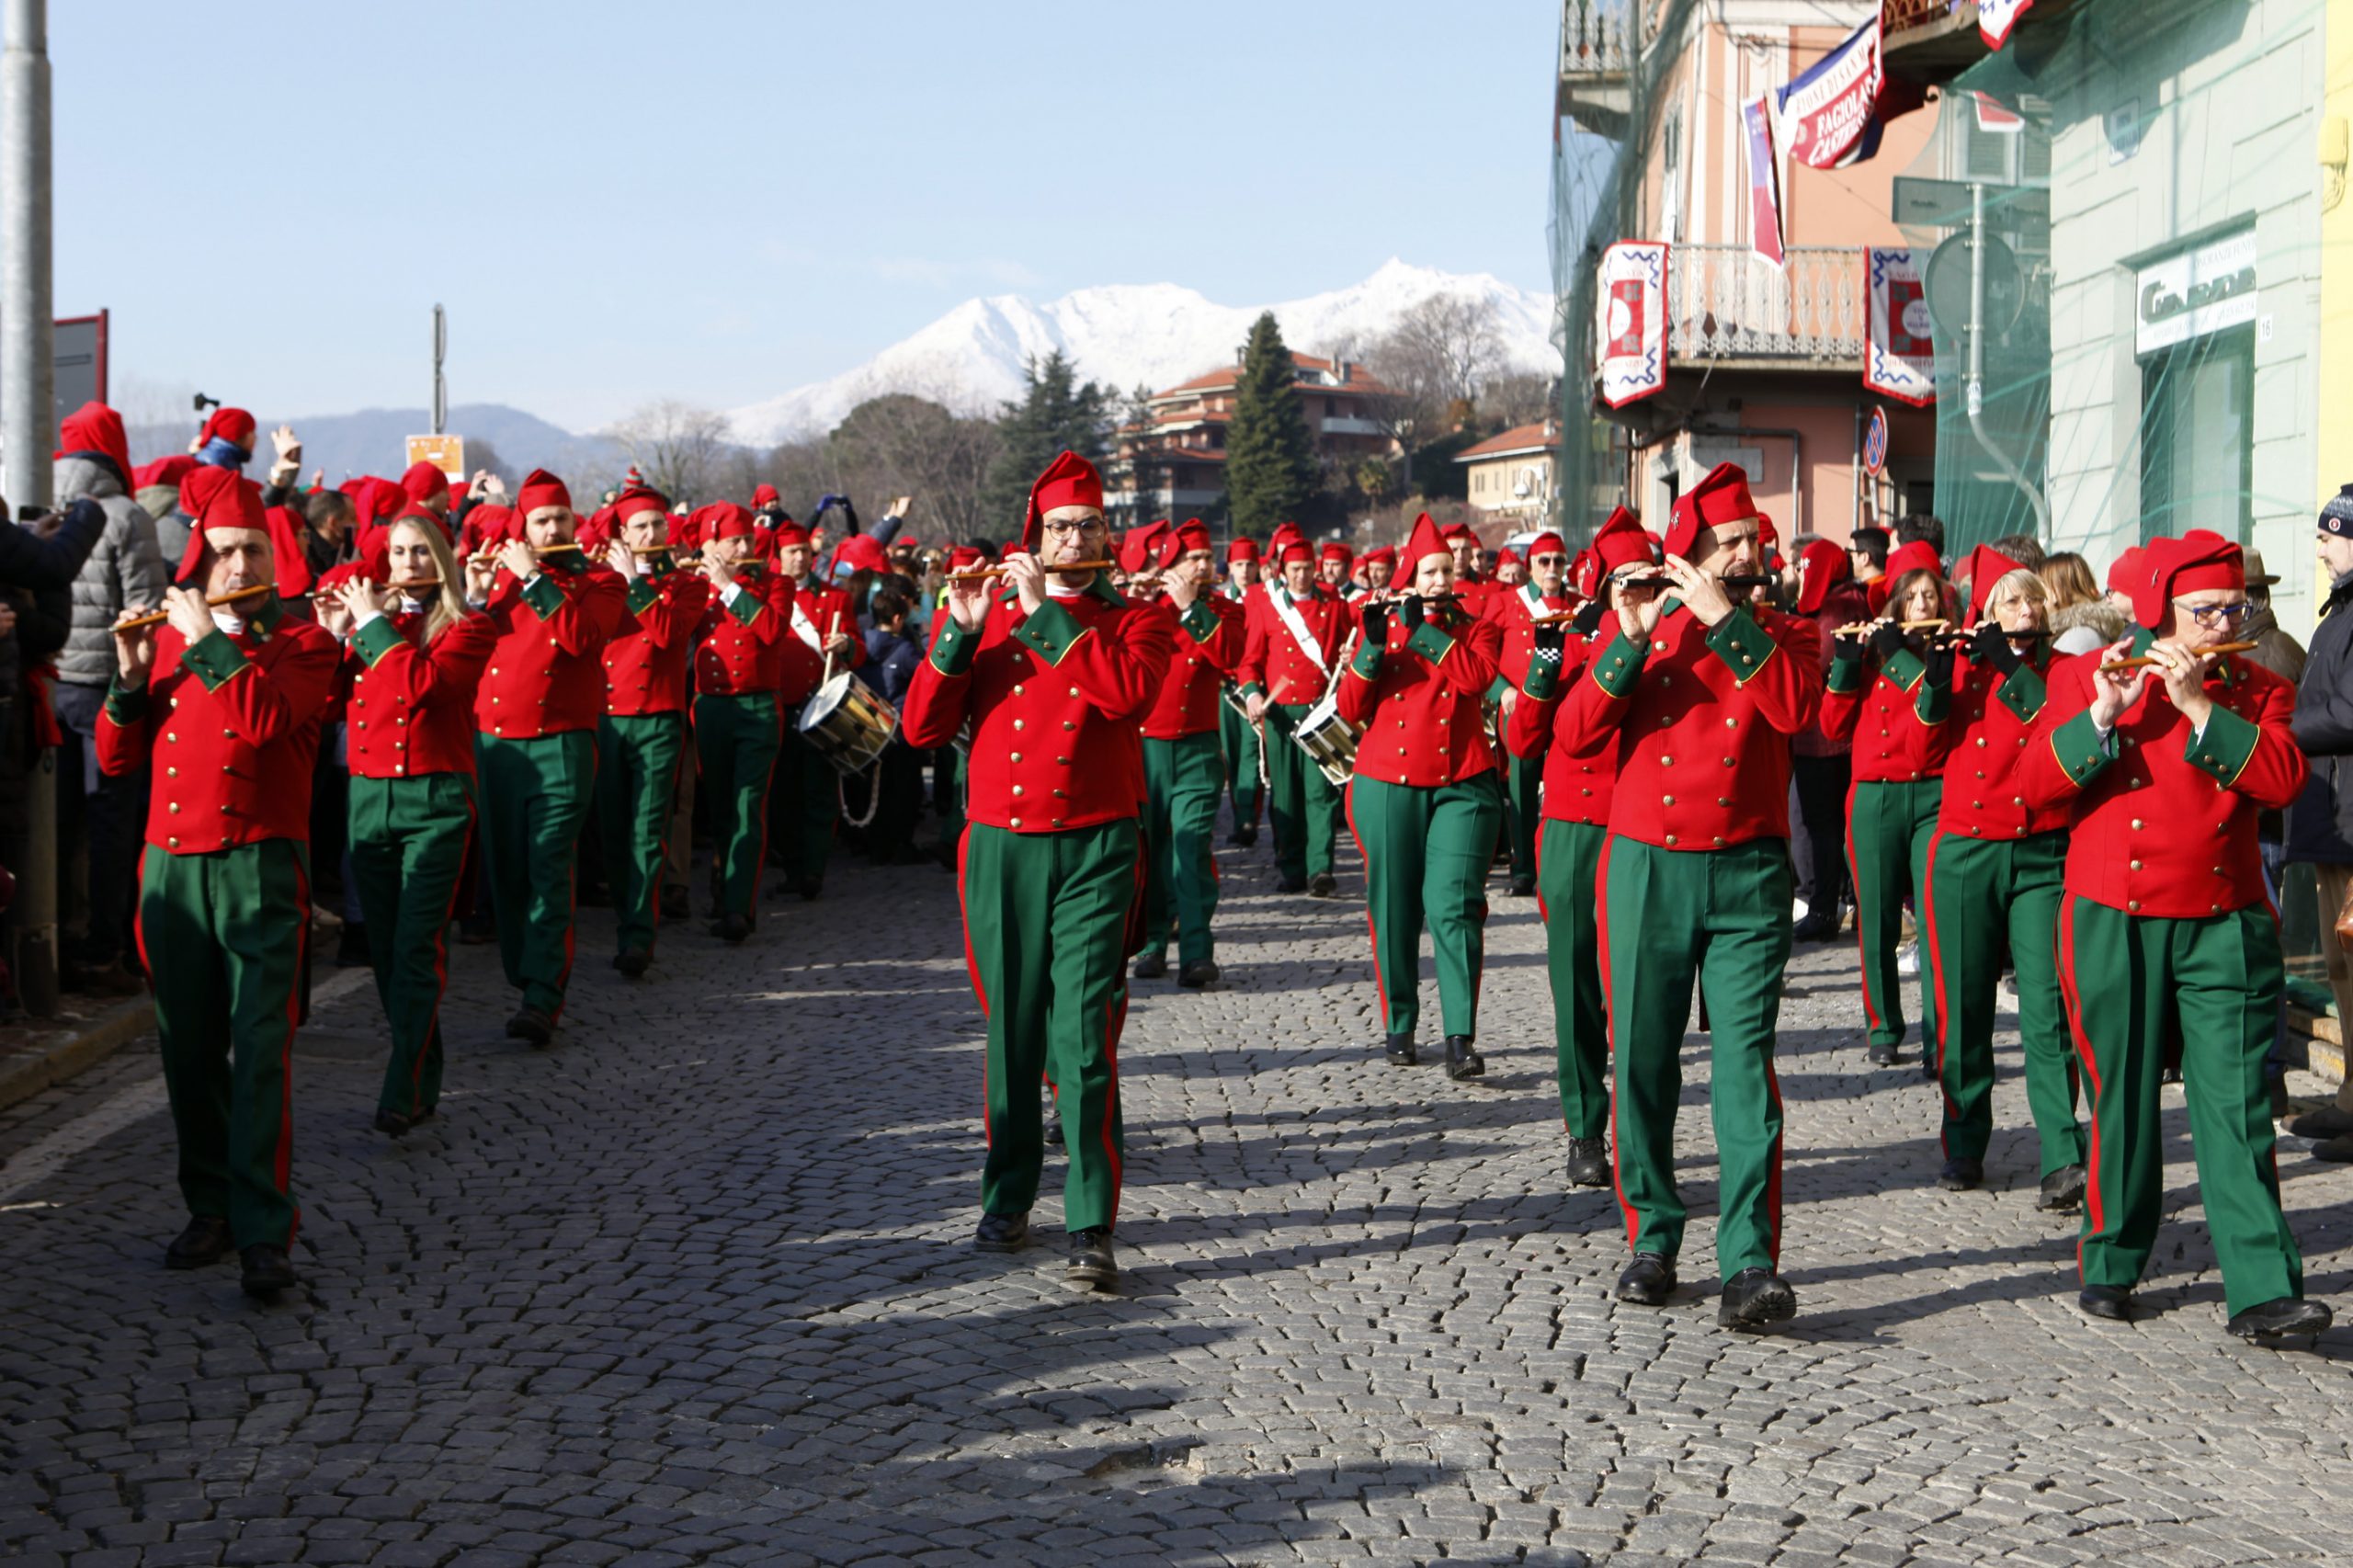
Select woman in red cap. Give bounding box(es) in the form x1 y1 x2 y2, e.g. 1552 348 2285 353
2022 529 2328 1343
1338 513 1505 1080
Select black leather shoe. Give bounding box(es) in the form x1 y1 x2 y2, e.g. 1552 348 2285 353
505 1006 553 1048
710 913 752 945
1178 959 1219 988
1385 1033 1417 1066
1043 1114 1064 1146
1867 1041 1900 1066
2038 1164 2087 1212
373 1107 415 1139
2227 1297 2332 1341
973 1211 1029 1252
165 1215 233 1270
1509 875 1536 898
1277 875 1307 893
335 921 371 969
796 876 824 902
1564 1136 1609 1188
239 1244 298 1298
1938 1157 1984 1191
1308 872 1336 898
661 885 690 920
1065 1228 1117 1290
1615 1253 1676 1306
1229 824 1257 848
613 948 651 978
1718 1268 1798 1331
1443 1035 1484 1081
2078 1285 2133 1322
1790 915 1836 943
1132 950 1167 981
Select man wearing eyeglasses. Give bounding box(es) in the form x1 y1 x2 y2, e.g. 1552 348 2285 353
2021 528 2328 1344
1489 529 1577 898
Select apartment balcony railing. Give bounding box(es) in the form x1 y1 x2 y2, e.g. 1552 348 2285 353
1881 0 1957 34
1557 0 1636 136
1668 245 1867 366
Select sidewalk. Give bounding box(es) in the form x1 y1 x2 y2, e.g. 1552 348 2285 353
0 992 153 1113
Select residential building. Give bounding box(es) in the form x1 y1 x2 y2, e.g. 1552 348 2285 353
1456 419 1563 528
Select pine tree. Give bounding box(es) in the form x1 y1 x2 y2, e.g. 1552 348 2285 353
979 351 1111 537
1224 312 1318 540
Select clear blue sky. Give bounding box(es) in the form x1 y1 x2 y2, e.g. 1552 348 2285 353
57 2 1559 433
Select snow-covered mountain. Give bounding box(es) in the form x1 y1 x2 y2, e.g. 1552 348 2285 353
728 259 1555 445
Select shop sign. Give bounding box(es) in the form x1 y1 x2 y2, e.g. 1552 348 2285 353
2136 230 2257 356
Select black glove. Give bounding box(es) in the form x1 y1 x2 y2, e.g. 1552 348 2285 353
1869 621 1907 662
1533 621 1566 658
1922 641 1955 691
1399 594 1426 631
1573 597 1607 637
1971 619 2023 676
1360 599 1389 643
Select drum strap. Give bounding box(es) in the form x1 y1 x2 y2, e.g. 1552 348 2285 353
790 597 824 652
1272 588 1336 687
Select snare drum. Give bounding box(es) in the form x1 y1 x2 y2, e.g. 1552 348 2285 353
1290 692 1363 789
797 672 897 775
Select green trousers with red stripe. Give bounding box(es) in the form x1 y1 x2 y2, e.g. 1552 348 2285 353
1347 773 1502 1040
1140 732 1224 966
769 722 838 886
1603 835 1791 1274
137 838 308 1249
961 819 1137 1233
597 712 687 956
349 773 474 1120
1925 830 2085 1176
2060 896 2302 1315
1265 702 1342 884
476 730 597 1018
1220 698 1261 824
1847 777 1942 1050
1537 819 1610 1140
1504 750 1543 888
696 692 782 923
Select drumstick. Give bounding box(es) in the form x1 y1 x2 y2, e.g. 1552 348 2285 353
942 558 1114 582
2098 641 2256 674
819 605 843 687
116 585 272 632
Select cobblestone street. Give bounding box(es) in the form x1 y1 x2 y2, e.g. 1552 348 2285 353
5 830 2353 1567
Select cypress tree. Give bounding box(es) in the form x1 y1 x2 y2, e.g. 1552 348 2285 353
1223 312 1318 540
981 351 1110 534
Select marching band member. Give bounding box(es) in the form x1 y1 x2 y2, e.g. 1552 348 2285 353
1821 555 1952 1066
2021 529 2329 1342
1359 546 1395 599
1553 462 1821 1331
1441 522 1492 617
1318 540 1354 595
597 488 710 975
903 451 1171 1290
1135 520 1245 986
1217 538 1265 847
769 520 862 901
466 469 628 1047
328 509 496 1135
1489 528 1576 899
101 467 339 1296
1506 508 1645 1190
1914 547 2085 1202
692 504 798 943
1240 539 1350 897
1339 513 1504 1079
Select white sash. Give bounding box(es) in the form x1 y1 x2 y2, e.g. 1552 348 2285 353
1518 582 1548 619
1272 586 1331 676
790 594 824 652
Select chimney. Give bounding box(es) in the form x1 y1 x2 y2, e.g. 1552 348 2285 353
1235 346 1247 369
1336 358 1351 384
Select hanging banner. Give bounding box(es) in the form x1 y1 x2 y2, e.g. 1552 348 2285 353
1864 248 1936 407
1773 17 1887 169
1980 0 2036 51
1597 241 1669 409
1742 97 1786 269
1972 90 2024 133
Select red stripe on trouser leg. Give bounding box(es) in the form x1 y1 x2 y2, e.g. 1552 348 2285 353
1844 782 1885 1036
413 797 479 1113
1594 835 1642 1256
1098 996 1124 1228
956 827 994 1150
1762 1051 1784 1267
1344 780 1387 1030
2055 896 2104 1270
276 853 311 1248
1919 827 1955 1153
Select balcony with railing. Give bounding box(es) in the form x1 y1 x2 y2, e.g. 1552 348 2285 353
1667 246 1866 368
1557 0 1636 137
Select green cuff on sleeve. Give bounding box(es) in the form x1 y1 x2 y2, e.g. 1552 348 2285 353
928 615 977 676
1012 597 1088 666
104 679 148 727
1881 647 1927 691
727 587 764 628
1915 669 1949 726
1704 607 1779 687
625 577 660 615
352 616 407 668
1587 631 1646 699
1405 622 1454 666
179 628 252 693
2186 703 2260 787
2047 710 2114 790
1180 598 1221 643
1521 654 1560 704
521 572 566 620
1238 681 1267 700
1350 637 1383 680
1995 664 2047 723
1826 647 1867 695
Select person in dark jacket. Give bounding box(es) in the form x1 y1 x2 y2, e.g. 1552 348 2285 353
853 589 924 862
2287 489 2353 1156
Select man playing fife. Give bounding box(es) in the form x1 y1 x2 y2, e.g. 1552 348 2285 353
1489 528 1577 899
1240 540 1350 897
101 467 338 1297
1134 519 1245 987
903 450 1171 1291
466 469 627 1046
692 505 801 942
1553 462 1823 1332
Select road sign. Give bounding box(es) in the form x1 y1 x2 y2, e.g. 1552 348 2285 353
53 311 108 422
1925 230 2026 340
1892 176 2049 233
405 434 465 477
1863 407 1889 477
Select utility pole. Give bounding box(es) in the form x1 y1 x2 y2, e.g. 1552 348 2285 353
431 302 446 435
3 0 57 1016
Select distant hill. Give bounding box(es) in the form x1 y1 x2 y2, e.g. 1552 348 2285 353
125 403 624 491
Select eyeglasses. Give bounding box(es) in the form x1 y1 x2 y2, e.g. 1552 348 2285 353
2177 600 2252 626
1530 553 1566 566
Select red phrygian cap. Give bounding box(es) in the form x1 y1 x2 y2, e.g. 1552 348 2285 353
1665 462 1765 560
517 468 572 516
1956 544 2026 622
201 407 256 451
55 401 132 483
1118 521 1170 574
2133 529 2243 630
1795 537 1854 615
1399 512 1449 578
399 460 451 506
1590 506 1654 580
1023 450 1104 552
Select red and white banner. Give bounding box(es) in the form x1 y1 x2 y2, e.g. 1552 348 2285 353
1742 97 1786 269
1773 17 1887 170
1972 90 2024 132
1863 248 1935 407
1980 0 2035 51
1596 241 1669 409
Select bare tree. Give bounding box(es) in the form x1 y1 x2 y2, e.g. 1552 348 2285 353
1480 369 1560 430
1360 294 1506 491
603 399 734 502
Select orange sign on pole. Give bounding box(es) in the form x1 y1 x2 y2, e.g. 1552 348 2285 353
404 434 465 477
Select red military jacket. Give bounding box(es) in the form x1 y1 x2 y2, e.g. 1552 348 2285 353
778 577 865 707
1141 593 1245 740
1821 639 1950 783
1555 600 1823 851
902 581 1172 833
1487 582 1575 689
345 605 498 779
472 556 628 740
694 566 796 698
1505 633 1617 827
1238 584 1350 707
2020 629 2307 917
97 596 340 852
605 565 712 716
1919 645 2071 841
1335 605 1503 788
